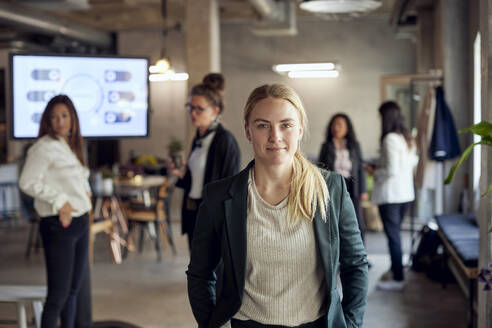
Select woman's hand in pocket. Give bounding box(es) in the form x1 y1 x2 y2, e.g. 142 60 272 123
59 202 77 228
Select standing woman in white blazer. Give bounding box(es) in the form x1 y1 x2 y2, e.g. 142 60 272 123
366 101 417 292
20 95 92 328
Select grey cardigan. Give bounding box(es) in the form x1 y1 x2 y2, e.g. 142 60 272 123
187 161 369 328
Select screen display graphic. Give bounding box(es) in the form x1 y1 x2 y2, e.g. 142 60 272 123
11 54 149 139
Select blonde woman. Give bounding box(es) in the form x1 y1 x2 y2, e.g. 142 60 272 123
187 84 368 328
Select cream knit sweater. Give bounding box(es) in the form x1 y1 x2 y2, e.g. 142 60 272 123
233 170 327 326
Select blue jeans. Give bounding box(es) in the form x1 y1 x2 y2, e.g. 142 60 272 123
378 203 411 281
39 213 89 328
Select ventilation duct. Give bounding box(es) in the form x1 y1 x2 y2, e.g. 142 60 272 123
299 0 382 14
249 0 283 21
16 0 90 11
250 0 297 36
0 2 111 48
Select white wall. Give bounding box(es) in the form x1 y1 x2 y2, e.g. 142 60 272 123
220 17 416 166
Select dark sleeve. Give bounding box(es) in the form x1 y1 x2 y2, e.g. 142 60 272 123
216 132 241 179
186 185 221 327
337 175 369 327
356 143 367 194
175 167 191 190
318 143 329 167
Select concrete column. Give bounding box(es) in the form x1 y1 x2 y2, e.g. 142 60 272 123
479 1 491 326
185 0 221 87
416 7 435 72
184 0 221 146
442 0 471 213
185 0 220 147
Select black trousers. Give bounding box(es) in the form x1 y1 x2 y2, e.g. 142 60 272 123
183 197 202 251
39 213 89 328
75 263 92 328
378 202 411 281
231 315 327 328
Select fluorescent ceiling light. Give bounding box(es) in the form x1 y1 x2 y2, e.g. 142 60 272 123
288 70 339 78
171 73 190 81
274 62 335 72
149 71 189 82
299 0 381 14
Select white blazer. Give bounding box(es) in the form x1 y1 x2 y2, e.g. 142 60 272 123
372 133 417 205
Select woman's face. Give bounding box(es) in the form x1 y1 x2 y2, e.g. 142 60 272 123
50 103 72 138
187 95 219 131
245 97 303 167
331 116 348 140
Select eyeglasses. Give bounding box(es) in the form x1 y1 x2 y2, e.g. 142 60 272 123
185 103 212 113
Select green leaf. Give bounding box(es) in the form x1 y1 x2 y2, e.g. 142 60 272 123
482 135 492 145
444 141 482 184
459 121 492 138
482 182 492 197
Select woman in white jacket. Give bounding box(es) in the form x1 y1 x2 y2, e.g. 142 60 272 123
20 95 92 328
366 101 417 291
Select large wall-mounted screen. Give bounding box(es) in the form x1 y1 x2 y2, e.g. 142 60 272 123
10 53 149 139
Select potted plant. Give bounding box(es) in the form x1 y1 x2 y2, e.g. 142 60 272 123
445 120 492 196
444 120 492 290
168 138 184 169
100 167 115 195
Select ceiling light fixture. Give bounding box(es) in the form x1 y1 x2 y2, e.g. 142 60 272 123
149 70 189 82
149 23 186 80
273 62 335 72
299 0 382 14
273 62 340 79
288 70 339 78
149 58 171 74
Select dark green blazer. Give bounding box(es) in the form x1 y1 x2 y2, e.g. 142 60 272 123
187 161 368 328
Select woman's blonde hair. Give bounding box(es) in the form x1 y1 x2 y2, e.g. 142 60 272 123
244 84 329 222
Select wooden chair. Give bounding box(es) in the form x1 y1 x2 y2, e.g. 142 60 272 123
123 182 175 262
0 164 22 223
89 195 128 264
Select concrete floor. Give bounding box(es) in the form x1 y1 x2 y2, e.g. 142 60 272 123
0 220 467 328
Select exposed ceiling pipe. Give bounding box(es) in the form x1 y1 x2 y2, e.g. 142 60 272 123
0 2 112 49
248 0 283 21
250 0 297 36
0 39 51 52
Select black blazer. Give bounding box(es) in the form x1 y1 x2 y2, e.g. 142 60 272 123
176 123 241 234
187 162 369 328
318 141 366 199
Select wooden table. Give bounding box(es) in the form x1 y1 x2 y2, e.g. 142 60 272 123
115 175 166 205
90 176 169 263
115 175 173 260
